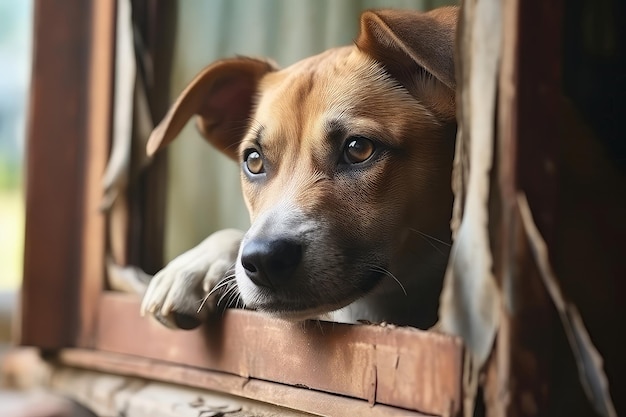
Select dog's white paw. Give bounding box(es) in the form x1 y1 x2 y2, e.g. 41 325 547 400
140 228 243 329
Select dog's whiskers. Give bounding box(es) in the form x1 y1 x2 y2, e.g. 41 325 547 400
409 228 451 256
218 282 241 309
314 319 325 335
221 118 263 155
216 281 236 306
197 273 236 313
223 137 246 155
224 282 241 309
204 275 232 298
410 228 451 246
367 264 407 296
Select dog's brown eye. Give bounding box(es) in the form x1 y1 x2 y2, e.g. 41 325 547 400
245 150 264 174
343 137 375 164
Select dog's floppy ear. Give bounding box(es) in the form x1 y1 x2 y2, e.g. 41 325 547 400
356 7 458 121
146 57 277 160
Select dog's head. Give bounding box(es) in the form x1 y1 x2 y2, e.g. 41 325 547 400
149 7 458 323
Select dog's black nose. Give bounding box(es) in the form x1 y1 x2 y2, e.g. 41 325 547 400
241 239 302 289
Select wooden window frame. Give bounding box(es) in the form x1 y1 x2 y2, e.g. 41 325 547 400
19 2 463 415
19 0 580 416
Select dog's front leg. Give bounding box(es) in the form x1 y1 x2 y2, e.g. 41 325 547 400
141 228 243 329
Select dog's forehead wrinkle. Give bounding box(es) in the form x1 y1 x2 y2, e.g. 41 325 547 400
251 49 438 163
262 49 410 110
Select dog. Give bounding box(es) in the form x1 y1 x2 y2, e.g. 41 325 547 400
141 6 458 330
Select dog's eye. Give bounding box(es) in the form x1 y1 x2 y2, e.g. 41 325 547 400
343 137 375 164
245 150 265 174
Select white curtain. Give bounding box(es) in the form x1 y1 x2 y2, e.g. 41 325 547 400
165 0 457 261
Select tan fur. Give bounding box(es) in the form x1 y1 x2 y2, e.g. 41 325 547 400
143 7 459 329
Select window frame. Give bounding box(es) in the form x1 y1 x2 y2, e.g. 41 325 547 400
19 0 575 415
19 1 464 415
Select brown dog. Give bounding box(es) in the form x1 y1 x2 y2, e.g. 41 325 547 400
141 7 458 330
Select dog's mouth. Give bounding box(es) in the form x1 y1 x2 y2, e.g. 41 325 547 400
253 298 356 320
256 303 349 321
239 269 385 320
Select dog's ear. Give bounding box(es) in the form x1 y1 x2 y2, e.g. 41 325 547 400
146 57 277 160
356 7 458 121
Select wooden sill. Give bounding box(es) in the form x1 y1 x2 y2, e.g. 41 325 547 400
56 349 430 416
93 292 464 416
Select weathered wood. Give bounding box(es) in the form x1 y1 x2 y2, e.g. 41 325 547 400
95 293 463 416
78 0 117 348
55 350 430 417
21 0 115 350
21 0 94 349
487 0 564 415
484 0 519 414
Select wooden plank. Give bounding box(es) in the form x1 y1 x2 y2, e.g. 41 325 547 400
21 0 114 350
486 0 564 415
485 0 521 413
77 0 116 348
56 349 430 417
49 366 305 417
95 293 463 416
20 0 94 349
